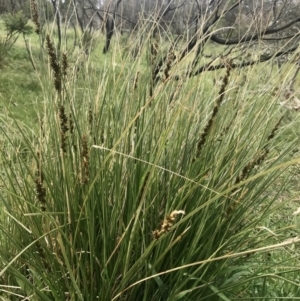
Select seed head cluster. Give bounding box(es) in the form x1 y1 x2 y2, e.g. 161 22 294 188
80 135 89 184
235 117 283 185
164 48 175 80
152 210 185 239
46 34 61 92
59 105 69 153
30 0 40 35
195 62 232 160
88 104 93 136
62 51 68 77
35 152 46 211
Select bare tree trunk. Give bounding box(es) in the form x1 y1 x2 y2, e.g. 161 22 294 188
70 19 78 49
103 0 124 54
72 0 84 34
103 17 114 54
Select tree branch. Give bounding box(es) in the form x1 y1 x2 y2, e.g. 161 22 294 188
211 16 300 45
189 44 299 77
161 0 186 18
85 7 137 26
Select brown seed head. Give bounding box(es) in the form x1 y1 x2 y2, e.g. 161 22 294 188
62 51 68 77
35 152 46 211
30 0 40 35
46 34 61 92
152 210 185 239
59 105 69 153
194 62 232 160
80 135 89 184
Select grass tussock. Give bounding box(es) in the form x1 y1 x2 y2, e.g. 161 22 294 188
1 13 300 301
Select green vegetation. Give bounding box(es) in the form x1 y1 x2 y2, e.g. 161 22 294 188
1 9 300 301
